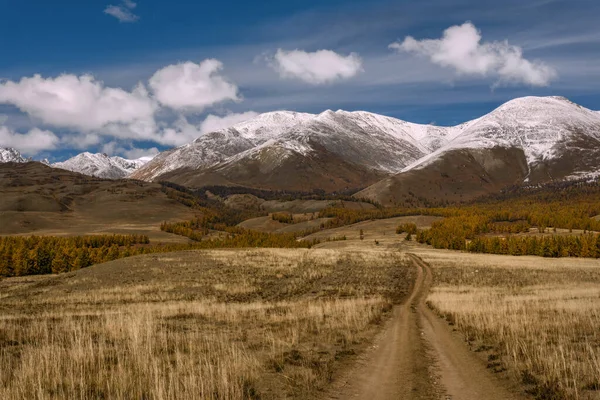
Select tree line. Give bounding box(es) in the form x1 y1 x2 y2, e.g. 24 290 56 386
414 178 600 257
466 234 600 258
0 235 152 277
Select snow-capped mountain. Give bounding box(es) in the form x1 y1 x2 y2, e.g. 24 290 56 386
53 153 154 179
357 96 600 205
131 110 460 185
132 96 600 194
404 96 600 173
0 147 28 163
131 111 315 181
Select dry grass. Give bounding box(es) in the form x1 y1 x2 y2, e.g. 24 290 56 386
0 248 412 400
421 249 600 399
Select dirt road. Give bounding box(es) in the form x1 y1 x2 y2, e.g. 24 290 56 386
324 253 526 400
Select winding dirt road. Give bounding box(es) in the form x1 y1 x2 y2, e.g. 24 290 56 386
324 253 526 400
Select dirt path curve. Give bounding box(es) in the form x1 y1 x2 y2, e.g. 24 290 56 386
323 253 526 400
323 255 436 400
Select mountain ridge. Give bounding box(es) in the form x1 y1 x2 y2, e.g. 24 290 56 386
52 152 154 180
357 96 600 205
3 96 600 200
132 96 600 194
130 108 466 188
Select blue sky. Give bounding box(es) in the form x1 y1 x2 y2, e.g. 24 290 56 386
0 0 599 161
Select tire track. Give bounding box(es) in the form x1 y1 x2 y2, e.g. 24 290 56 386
324 253 526 399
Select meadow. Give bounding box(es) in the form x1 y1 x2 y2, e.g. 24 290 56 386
0 248 412 400
418 248 600 399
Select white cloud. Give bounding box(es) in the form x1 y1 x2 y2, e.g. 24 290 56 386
0 126 59 156
269 49 363 85
0 74 157 132
149 59 240 112
390 22 557 87
60 133 102 150
157 111 258 146
199 111 259 134
122 146 159 160
100 141 119 155
104 0 139 23
99 141 158 160
0 59 245 151
158 116 204 146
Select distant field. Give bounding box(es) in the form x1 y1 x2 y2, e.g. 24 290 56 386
0 214 194 244
303 215 443 243
0 248 413 400
238 215 332 234
261 199 376 213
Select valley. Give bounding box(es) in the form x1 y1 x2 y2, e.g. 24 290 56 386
2 95 600 399
3 214 600 399
0 162 194 241
2 0 599 397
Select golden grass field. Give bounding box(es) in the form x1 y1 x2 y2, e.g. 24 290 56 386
414 247 600 399
0 248 413 400
3 214 600 399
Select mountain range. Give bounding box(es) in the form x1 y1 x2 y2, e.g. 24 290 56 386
0 149 153 180
2 96 599 205
129 109 469 191
53 153 153 179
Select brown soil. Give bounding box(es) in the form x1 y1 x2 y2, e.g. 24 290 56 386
238 215 333 233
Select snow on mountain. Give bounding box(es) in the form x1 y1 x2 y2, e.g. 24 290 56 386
53 152 153 179
132 95 600 190
403 96 600 173
0 147 28 163
132 110 455 181
131 111 315 181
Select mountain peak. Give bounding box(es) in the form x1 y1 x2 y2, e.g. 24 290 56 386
0 147 27 164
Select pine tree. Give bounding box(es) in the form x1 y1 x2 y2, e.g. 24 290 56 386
52 248 70 274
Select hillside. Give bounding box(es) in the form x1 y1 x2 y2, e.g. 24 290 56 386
357 97 600 205
131 110 462 191
0 162 194 238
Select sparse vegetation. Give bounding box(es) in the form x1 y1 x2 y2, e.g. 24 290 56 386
271 212 294 224
396 222 418 235
160 219 318 248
